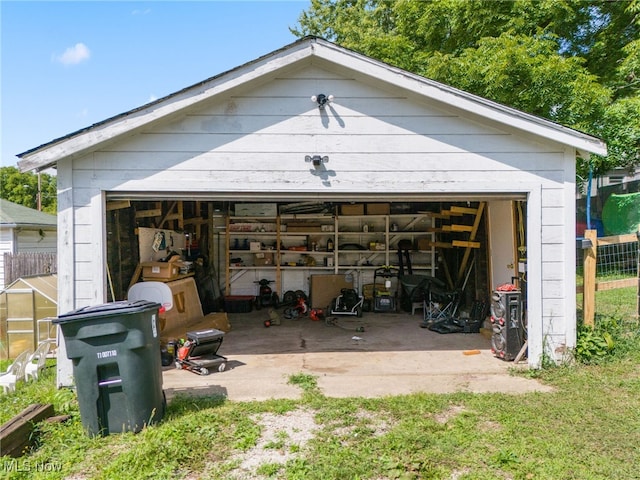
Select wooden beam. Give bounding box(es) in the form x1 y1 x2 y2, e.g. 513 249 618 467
128 264 143 290
449 224 474 233
596 233 638 246
177 201 184 230
455 202 486 284
514 341 528 363
452 240 481 248
430 241 452 248
449 206 479 215
158 201 178 229
439 209 464 217
183 218 209 226
106 200 131 211
583 229 597 327
594 277 637 291
0 404 55 458
135 209 162 218
438 248 455 290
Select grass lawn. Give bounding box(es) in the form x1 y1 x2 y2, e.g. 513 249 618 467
1 287 638 480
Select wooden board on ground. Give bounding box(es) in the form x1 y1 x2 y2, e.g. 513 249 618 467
0 403 54 458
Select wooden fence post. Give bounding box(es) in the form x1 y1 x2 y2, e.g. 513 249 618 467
583 229 597 327
637 231 639 319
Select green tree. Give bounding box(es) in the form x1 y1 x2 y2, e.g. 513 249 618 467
292 0 640 176
0 166 57 214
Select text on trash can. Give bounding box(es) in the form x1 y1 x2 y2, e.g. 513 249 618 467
97 349 117 359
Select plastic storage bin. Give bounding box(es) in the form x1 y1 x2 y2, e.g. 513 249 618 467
223 295 254 313
54 300 165 436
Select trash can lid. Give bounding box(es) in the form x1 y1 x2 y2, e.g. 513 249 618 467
54 300 161 324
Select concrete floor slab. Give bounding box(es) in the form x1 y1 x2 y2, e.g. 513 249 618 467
162 310 552 402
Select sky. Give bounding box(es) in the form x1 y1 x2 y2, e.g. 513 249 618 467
1 0 310 168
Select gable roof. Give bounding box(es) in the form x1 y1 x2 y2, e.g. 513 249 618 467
17 36 606 173
0 199 57 228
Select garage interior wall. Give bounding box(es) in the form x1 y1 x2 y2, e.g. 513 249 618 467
106 198 525 327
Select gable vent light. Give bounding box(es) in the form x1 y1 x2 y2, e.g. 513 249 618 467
305 155 329 167
311 93 334 109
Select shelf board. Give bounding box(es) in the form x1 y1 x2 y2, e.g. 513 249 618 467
338 250 386 254
280 214 334 219
230 249 277 253
281 231 335 235
279 266 335 270
281 251 333 255
225 232 277 236
229 266 276 270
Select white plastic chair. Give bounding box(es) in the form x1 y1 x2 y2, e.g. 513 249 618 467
0 350 32 393
127 281 174 312
25 341 52 381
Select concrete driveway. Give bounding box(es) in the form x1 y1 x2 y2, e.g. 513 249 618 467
162 310 553 402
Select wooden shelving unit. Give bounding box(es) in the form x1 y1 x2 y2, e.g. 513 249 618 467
223 212 437 295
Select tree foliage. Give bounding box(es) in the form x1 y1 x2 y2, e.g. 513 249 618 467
292 0 640 176
0 166 57 214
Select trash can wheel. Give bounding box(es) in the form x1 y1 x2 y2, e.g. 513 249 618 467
198 367 210 376
218 362 226 372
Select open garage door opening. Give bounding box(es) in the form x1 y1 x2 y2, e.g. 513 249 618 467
105 197 528 360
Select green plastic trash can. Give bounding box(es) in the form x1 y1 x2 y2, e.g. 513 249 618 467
54 300 166 436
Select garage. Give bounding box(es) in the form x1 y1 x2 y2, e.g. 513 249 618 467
17 37 606 387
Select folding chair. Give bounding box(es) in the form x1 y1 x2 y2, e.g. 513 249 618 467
0 350 31 393
25 340 53 381
421 282 461 328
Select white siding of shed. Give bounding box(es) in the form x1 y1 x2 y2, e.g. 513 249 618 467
58 64 576 378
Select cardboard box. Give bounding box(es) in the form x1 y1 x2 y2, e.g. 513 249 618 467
141 261 180 280
417 238 432 251
161 277 204 333
161 312 231 341
234 203 278 217
366 203 390 215
340 204 365 215
254 252 274 266
249 242 262 251
205 312 231 332
310 274 354 308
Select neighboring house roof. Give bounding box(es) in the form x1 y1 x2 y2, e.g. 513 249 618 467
17 36 607 173
0 199 57 228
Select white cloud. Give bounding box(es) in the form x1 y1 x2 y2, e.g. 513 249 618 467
53 43 91 66
76 108 89 118
131 8 151 15
148 94 158 103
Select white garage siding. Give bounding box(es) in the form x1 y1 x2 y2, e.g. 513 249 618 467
59 63 573 366
18 38 604 385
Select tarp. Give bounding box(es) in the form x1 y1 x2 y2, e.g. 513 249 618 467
602 192 640 235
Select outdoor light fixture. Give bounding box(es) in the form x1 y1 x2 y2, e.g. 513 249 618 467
305 155 329 167
310 93 334 109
